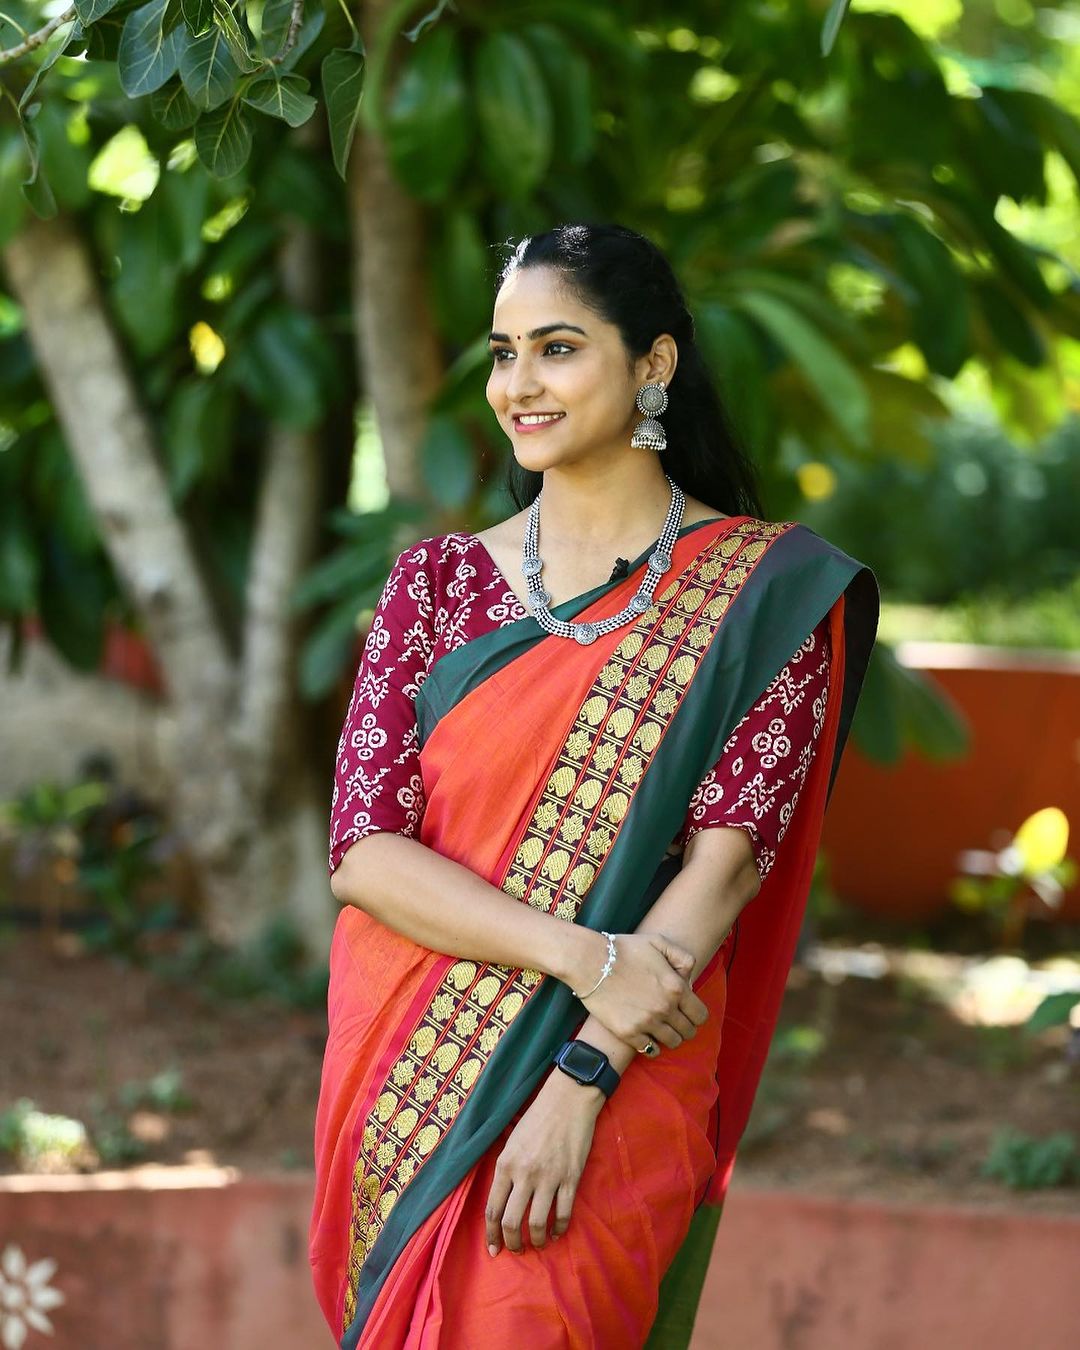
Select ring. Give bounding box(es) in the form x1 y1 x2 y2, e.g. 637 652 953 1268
639 1039 659 1058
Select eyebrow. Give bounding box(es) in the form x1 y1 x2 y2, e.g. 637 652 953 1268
488 323 587 343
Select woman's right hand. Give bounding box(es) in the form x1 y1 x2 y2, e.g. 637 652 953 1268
573 932 709 1052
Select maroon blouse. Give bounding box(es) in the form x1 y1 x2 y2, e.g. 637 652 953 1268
329 533 832 882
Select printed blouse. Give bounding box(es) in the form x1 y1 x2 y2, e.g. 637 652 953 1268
329 532 831 883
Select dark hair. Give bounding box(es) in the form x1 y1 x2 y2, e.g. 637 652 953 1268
495 222 764 518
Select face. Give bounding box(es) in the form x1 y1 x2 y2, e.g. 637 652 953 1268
486 265 674 470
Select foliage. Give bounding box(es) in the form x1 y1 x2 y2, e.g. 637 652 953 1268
3 0 1080 725
950 806 1078 948
879 574 1080 652
150 912 330 1007
801 412 1080 606
981 1126 1080 1189
0 762 184 958
0 1097 94 1170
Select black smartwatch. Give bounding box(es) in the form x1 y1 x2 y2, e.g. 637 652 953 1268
552 1039 620 1098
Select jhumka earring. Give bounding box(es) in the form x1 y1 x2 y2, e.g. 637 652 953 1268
630 381 669 452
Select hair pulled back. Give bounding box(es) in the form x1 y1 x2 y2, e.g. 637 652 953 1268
496 222 764 519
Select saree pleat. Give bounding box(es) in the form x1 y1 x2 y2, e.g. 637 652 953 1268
310 515 879 1348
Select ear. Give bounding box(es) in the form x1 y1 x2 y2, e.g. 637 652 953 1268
635 333 678 388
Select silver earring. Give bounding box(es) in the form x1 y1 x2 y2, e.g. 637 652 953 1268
631 381 668 452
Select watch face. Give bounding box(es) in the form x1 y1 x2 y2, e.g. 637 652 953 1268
563 1041 605 1082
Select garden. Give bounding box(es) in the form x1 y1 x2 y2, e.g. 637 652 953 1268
2 1 1080 1347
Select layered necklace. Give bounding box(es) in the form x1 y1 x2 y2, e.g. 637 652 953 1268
521 474 686 645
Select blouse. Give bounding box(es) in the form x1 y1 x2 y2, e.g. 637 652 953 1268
329 533 831 883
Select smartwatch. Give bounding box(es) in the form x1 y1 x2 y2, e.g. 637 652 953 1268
552 1039 621 1098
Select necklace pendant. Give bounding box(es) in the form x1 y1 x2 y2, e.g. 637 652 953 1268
573 622 599 645
521 556 543 578
648 548 672 573
628 593 651 614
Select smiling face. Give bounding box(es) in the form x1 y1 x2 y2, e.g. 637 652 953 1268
486 265 673 471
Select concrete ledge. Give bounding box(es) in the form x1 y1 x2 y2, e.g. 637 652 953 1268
2 1172 1078 1348
691 1186 1080 1350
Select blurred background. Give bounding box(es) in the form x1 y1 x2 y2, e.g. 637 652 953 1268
1 1 1078 1346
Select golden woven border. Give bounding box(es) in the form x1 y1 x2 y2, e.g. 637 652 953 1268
341 518 789 1329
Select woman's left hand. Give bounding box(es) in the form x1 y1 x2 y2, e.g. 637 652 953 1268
484 1070 603 1255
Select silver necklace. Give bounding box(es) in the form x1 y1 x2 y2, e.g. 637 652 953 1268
521 474 686 645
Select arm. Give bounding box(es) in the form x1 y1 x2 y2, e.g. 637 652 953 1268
331 832 703 1040
483 825 759 1255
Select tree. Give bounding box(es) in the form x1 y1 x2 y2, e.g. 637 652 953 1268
2 0 1078 950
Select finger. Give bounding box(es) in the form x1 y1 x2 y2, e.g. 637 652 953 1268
501 1184 529 1254
552 1180 577 1238
657 938 695 979
681 991 710 1026
485 1168 513 1255
651 1021 682 1051
528 1186 557 1250
665 1008 697 1041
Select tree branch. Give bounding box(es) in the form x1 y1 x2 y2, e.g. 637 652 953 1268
0 7 75 65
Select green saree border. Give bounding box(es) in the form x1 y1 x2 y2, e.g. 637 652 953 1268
343 522 878 1348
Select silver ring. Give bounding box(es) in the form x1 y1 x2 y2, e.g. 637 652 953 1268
639 1039 659 1058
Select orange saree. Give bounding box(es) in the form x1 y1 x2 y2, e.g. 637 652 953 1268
310 515 878 1348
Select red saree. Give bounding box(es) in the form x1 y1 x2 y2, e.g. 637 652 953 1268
310 514 878 1348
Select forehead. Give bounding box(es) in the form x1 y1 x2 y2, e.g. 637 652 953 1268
492 265 593 325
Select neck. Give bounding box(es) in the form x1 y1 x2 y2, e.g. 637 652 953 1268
532 459 675 551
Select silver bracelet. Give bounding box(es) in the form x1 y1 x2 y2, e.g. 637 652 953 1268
572 931 617 999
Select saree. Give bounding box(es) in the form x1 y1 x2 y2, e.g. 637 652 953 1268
310 514 879 1348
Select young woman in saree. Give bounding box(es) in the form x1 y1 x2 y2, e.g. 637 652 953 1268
311 223 878 1348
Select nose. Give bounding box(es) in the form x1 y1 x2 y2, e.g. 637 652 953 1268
502 350 543 405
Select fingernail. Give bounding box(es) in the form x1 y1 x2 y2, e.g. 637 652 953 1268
488 1244 498 1257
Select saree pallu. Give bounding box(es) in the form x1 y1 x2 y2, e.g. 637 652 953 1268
310 514 879 1348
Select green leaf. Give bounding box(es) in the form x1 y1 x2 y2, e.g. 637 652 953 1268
735 290 871 448
820 0 850 57
321 46 365 180
193 100 253 176
32 100 93 213
520 24 593 167
0 133 29 249
150 77 202 128
403 0 452 42
1024 992 1080 1036
118 0 189 97
242 72 317 127
419 414 475 509
891 215 969 378
228 304 336 426
258 0 325 71
974 277 1046 368
473 31 552 200
162 377 234 500
74 0 127 23
17 15 81 113
180 0 213 34
210 0 259 73
383 24 469 201
299 596 364 700
18 114 58 222
0 506 39 613
430 209 491 338
179 26 242 110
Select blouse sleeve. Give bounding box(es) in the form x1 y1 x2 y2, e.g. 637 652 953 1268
677 617 832 883
328 543 437 875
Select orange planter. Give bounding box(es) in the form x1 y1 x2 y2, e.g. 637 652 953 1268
822 643 1080 922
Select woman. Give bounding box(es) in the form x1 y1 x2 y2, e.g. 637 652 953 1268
310 223 878 1348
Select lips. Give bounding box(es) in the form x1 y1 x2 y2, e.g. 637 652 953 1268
512 412 566 432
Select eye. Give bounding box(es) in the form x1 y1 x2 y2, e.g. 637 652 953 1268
489 340 576 364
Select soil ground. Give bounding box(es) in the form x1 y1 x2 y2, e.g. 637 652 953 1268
2 928 1078 1213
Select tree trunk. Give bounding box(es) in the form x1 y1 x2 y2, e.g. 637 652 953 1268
3 209 333 956
350 0 445 510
